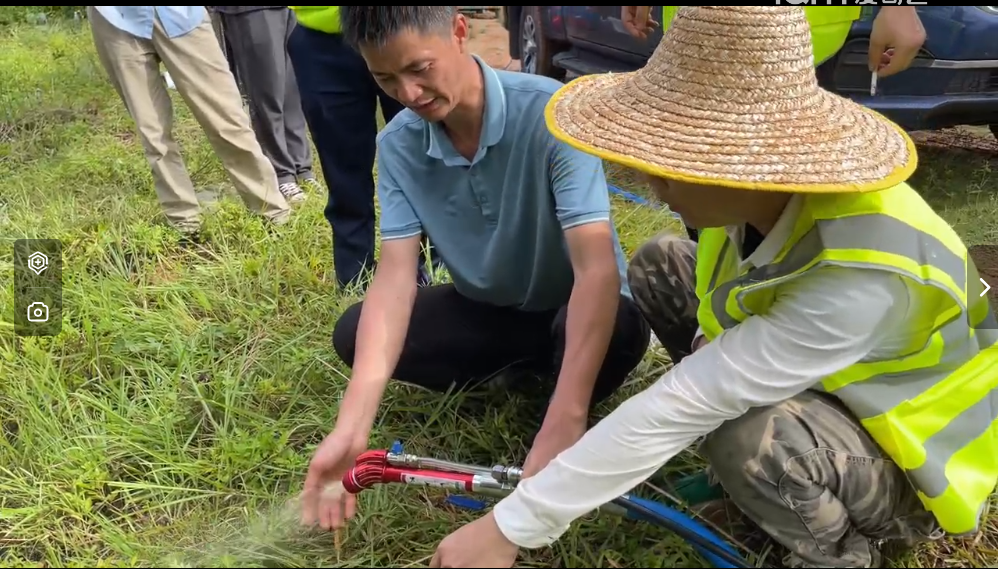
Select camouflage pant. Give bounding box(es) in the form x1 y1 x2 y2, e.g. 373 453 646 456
627 233 943 568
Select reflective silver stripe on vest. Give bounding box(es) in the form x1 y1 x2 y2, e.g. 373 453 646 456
906 385 998 498
710 213 969 330
821 317 972 421
706 238 731 292
978 326 998 348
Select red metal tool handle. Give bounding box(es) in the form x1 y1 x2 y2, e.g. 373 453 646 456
354 449 389 467
342 449 476 494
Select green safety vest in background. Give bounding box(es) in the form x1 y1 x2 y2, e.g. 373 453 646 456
661 6 862 66
289 5 341 34
290 7 859 65
693 182 998 536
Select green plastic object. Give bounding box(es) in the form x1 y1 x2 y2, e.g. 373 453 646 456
669 471 725 506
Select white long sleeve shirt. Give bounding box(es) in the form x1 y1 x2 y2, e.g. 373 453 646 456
492 195 923 548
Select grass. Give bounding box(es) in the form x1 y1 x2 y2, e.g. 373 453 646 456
2 16 998 569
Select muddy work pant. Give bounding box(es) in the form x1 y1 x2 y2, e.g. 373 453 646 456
626 232 943 568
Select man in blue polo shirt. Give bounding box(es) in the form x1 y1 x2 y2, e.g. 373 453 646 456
298 6 651 530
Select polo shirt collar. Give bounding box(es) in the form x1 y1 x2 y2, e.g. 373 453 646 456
426 54 507 165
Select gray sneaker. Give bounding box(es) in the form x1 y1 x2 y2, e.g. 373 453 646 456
299 176 324 194
278 181 306 203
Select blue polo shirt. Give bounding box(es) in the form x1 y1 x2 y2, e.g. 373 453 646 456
92 7 206 39
375 56 631 312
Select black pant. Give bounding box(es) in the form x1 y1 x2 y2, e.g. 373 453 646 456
286 26 441 287
220 8 312 186
506 6 523 59
332 284 651 408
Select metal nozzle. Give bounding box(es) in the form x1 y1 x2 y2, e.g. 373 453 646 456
387 452 493 477
490 464 523 484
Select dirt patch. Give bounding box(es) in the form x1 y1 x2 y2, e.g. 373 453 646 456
970 244 998 305
910 127 998 156
0 107 94 143
467 18 513 69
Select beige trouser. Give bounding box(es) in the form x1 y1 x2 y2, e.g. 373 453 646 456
87 6 290 233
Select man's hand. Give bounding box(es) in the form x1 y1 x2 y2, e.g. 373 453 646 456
430 511 519 568
621 6 657 39
869 6 925 77
522 414 588 478
299 428 369 531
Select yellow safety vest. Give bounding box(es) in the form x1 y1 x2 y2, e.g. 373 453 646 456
661 6 861 66
289 5 341 34
693 183 998 536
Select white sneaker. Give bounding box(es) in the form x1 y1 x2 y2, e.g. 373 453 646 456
278 182 306 203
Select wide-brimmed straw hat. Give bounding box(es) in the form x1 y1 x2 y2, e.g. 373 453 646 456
544 6 917 193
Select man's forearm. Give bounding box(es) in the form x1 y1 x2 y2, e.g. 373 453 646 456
547 268 620 418
334 274 418 432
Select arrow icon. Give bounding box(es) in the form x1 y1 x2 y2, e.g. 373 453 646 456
982 278 992 298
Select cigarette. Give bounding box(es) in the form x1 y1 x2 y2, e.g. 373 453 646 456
870 72 878 96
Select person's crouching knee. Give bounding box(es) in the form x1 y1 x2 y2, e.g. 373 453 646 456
698 406 779 503
626 232 696 300
331 302 363 368
626 232 699 362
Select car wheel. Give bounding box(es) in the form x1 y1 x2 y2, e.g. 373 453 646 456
520 7 566 80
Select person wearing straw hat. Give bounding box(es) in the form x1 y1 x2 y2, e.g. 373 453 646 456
621 5 925 244
621 6 926 79
429 6 998 569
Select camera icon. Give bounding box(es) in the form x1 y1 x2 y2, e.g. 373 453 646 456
27 251 49 276
27 302 49 323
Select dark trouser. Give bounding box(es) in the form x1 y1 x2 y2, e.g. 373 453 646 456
286 26 440 287
627 232 942 568
332 284 651 409
506 6 523 59
219 8 313 185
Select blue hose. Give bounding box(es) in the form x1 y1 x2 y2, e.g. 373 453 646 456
608 183 658 208
608 183 697 240
607 183 682 218
443 493 751 568
615 494 750 568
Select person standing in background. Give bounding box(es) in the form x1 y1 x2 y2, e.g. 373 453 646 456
286 6 442 290
87 6 292 238
502 6 523 71
210 6 320 205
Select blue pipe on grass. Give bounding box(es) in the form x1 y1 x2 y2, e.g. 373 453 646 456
609 183 657 208
608 182 700 242
614 494 747 569
444 493 749 568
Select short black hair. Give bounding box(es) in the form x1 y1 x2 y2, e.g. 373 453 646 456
340 6 457 50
